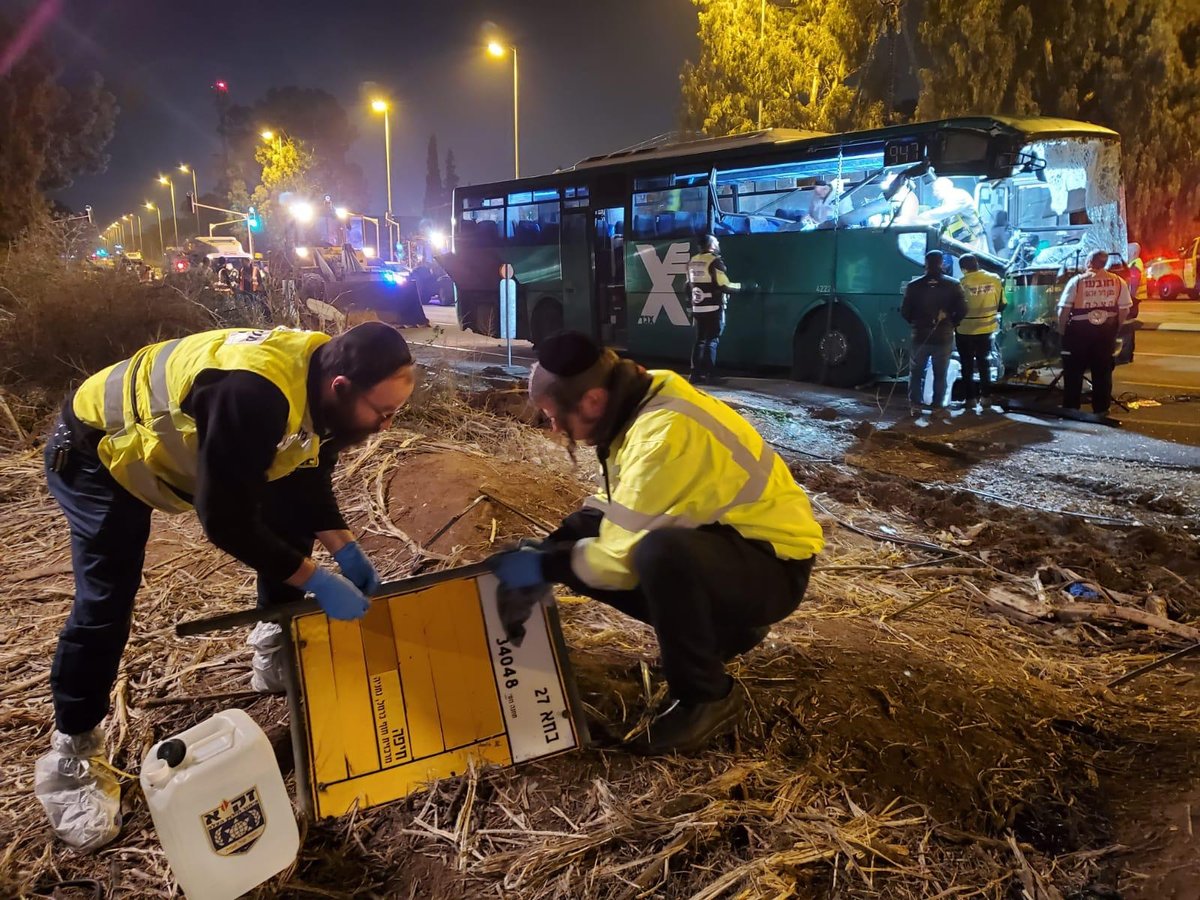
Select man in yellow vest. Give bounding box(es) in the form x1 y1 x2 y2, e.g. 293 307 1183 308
955 254 1007 410
487 332 823 754
36 322 415 850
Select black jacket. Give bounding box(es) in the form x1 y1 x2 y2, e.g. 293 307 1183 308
901 272 967 344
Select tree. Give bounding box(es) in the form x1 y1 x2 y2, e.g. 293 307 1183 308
246 136 316 248
680 0 892 137
443 148 460 210
423 134 444 219
679 0 1200 249
0 15 118 242
915 0 1200 248
220 86 365 209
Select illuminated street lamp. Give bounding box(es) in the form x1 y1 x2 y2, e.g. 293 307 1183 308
145 201 164 258
157 175 179 247
486 39 519 178
179 163 200 233
289 201 315 224
370 99 394 259
260 129 283 152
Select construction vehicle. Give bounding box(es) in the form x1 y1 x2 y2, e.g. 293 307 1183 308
293 243 428 331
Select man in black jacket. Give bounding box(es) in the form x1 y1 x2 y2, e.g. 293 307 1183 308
901 250 967 416
36 322 414 850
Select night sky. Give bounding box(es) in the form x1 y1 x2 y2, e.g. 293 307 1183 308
26 0 699 226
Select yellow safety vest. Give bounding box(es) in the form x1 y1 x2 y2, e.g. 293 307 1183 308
1131 258 1148 300
573 371 824 591
72 327 331 513
958 271 1006 335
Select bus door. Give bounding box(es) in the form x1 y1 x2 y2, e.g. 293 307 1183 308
558 205 596 336
594 207 627 346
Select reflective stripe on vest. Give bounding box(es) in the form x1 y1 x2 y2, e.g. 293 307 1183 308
79 328 329 513
688 253 722 314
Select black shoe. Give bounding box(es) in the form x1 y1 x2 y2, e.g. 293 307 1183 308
644 684 744 754
688 372 706 385
720 626 769 662
705 375 727 386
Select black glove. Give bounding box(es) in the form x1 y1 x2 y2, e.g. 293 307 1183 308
496 582 554 647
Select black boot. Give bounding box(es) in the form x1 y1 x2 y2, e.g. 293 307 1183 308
720 626 769 662
644 683 744 754
688 372 706 385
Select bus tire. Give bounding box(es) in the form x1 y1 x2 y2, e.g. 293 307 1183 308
530 299 564 347
1158 276 1183 301
791 307 871 388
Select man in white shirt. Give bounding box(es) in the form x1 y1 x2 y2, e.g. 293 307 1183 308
1057 250 1132 415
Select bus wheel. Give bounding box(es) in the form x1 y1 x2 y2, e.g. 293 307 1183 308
530 299 564 347
791 308 871 388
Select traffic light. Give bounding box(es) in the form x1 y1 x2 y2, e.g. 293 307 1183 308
185 193 196 215
247 206 261 231
84 205 93 224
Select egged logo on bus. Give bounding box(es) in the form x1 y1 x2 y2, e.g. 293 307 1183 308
634 243 691 327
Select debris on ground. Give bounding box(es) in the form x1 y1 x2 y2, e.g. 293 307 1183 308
2 366 1199 899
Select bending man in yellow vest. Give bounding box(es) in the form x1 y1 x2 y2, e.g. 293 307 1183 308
955 254 1007 410
37 323 415 850
486 332 823 754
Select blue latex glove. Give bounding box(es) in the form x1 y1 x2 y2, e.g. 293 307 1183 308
303 567 370 620
333 542 380 595
488 548 546 589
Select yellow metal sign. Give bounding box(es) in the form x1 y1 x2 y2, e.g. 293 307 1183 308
292 572 583 818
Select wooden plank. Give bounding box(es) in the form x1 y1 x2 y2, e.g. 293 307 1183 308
328 619 379 776
424 578 506 750
294 615 347 787
389 590 445 761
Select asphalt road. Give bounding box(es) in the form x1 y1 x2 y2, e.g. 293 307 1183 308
416 303 1200 445
1116 301 1200 444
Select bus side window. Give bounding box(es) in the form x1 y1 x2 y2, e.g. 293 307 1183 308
632 186 707 239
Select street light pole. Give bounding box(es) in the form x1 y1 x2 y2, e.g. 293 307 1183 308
181 164 200 234
146 202 164 259
370 100 394 260
512 45 519 178
487 41 520 179
159 176 179 247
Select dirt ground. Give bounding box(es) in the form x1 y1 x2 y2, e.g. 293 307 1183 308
2 372 1199 899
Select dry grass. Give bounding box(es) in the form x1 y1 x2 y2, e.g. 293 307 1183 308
1 374 1198 899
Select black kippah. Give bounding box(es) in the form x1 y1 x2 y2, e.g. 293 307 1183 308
535 330 602 377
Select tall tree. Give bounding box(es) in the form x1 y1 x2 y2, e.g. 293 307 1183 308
0 14 118 242
443 148 460 211
423 134 444 218
221 86 365 208
680 0 891 137
915 0 1200 248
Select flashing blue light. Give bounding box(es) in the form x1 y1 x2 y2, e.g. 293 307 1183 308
95 248 109 258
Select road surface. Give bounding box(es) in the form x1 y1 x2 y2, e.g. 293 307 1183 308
411 303 1200 445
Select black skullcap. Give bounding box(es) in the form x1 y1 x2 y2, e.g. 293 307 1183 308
535 330 602 377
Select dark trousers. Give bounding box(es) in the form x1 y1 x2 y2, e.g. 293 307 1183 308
546 509 814 703
955 332 994 402
44 424 315 735
1062 322 1118 414
690 310 725 378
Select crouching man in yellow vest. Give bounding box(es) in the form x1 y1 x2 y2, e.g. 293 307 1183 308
36 323 415 850
487 332 824 754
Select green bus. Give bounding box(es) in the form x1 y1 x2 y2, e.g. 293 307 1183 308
442 116 1131 386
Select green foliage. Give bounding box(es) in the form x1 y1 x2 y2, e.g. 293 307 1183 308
916 0 1200 248
680 0 1200 248
0 16 118 243
680 0 891 136
0 219 210 397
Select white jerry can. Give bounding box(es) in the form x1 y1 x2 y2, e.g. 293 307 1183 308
141 709 299 900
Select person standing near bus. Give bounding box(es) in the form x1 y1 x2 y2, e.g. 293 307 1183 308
686 235 752 385
901 250 966 417
1057 250 1131 416
955 254 1006 410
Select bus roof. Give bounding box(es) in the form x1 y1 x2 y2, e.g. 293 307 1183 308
566 128 829 171
459 116 1118 198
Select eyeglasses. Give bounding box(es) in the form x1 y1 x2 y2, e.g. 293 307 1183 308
358 392 400 422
